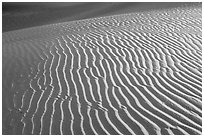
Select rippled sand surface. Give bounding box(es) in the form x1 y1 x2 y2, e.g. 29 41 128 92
2 4 202 135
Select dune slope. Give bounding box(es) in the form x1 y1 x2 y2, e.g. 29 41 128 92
2 5 202 135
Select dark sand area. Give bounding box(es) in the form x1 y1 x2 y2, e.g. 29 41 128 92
2 2 199 32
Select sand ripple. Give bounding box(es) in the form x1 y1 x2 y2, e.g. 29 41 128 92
2 5 202 135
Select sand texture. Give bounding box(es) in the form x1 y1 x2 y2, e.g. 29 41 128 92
2 4 202 135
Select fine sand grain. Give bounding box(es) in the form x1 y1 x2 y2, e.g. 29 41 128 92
2 4 202 135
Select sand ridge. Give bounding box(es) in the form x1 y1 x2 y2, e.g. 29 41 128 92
2 4 202 135
3 2 200 32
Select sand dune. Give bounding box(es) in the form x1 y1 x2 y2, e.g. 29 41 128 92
3 2 199 32
2 4 202 135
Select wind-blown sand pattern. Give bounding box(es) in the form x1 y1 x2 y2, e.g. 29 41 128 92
2 5 202 135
